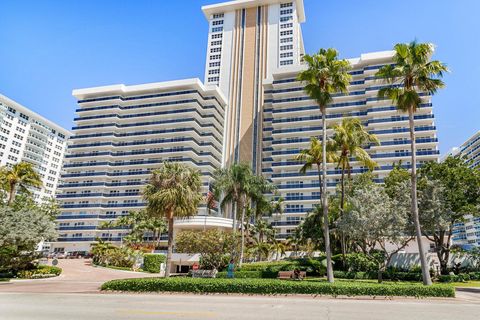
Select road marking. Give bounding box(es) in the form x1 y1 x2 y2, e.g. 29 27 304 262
117 309 216 317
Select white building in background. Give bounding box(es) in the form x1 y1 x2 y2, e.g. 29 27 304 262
458 130 480 168
453 214 480 248
51 79 231 253
263 53 439 239
0 94 70 202
51 0 441 252
449 131 480 248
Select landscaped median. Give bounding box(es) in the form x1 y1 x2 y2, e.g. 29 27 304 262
101 277 455 298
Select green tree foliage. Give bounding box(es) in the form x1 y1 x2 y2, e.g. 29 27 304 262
0 162 42 205
376 41 448 286
338 178 413 282
418 156 480 274
143 162 203 277
175 229 236 270
102 209 166 247
90 241 140 268
0 206 56 271
297 48 351 283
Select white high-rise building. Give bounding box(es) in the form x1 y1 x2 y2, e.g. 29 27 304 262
51 80 231 253
51 0 441 252
0 94 70 201
459 130 480 168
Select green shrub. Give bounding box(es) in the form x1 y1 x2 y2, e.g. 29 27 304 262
143 254 166 273
438 275 458 283
240 258 325 276
101 277 455 298
216 271 277 279
16 265 62 279
334 270 422 282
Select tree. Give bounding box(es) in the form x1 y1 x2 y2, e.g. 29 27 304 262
418 157 480 274
175 229 236 270
213 163 271 266
338 181 414 282
143 162 203 277
103 210 166 247
0 162 42 206
331 117 379 266
0 206 56 272
376 41 448 285
297 48 351 283
271 239 287 261
296 137 338 281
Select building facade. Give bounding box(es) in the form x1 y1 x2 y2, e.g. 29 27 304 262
262 53 439 239
51 79 230 253
459 131 480 168
202 0 305 169
452 214 480 248
0 94 69 202
52 0 441 252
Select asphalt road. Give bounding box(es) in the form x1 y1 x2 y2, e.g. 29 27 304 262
1 292 479 320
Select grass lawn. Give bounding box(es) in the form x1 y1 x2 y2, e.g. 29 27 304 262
101 277 455 298
0 278 9 282
452 281 480 288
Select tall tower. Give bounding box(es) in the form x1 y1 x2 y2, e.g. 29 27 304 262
202 0 305 170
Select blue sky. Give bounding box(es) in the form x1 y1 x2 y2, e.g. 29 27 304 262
0 0 479 153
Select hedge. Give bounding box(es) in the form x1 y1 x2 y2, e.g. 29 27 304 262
239 258 325 276
333 271 422 282
438 272 480 283
143 254 166 273
101 277 455 298
16 266 62 279
216 271 278 279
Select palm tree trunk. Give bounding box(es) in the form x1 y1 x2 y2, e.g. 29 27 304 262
7 183 16 206
408 108 432 286
340 162 347 270
165 214 174 277
321 108 334 283
239 194 246 267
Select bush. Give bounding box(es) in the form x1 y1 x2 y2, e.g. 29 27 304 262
143 254 166 273
101 277 455 298
333 270 422 282
16 265 62 279
240 258 325 276
216 271 277 279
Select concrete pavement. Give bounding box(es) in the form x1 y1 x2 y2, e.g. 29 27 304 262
0 259 159 293
1 292 479 320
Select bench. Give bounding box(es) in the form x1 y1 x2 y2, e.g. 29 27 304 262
277 271 306 280
191 269 218 278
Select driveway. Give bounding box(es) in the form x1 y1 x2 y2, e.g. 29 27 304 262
0 259 158 293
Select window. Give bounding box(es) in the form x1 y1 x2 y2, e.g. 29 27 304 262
280 30 293 36
211 33 223 39
281 23 293 29
280 60 293 66
208 77 220 82
213 13 224 19
20 113 29 120
280 16 293 22
280 52 293 58
210 47 221 53
7 107 16 114
280 3 293 8
210 54 221 60
281 37 293 44
209 62 221 67
280 44 293 51
208 69 220 75
280 9 293 15
211 40 222 46
212 20 223 26
212 27 223 33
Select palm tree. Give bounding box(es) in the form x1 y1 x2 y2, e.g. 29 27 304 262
376 41 447 286
271 240 286 261
297 49 351 283
143 162 202 277
295 137 338 282
0 161 42 205
213 163 255 266
331 117 379 214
